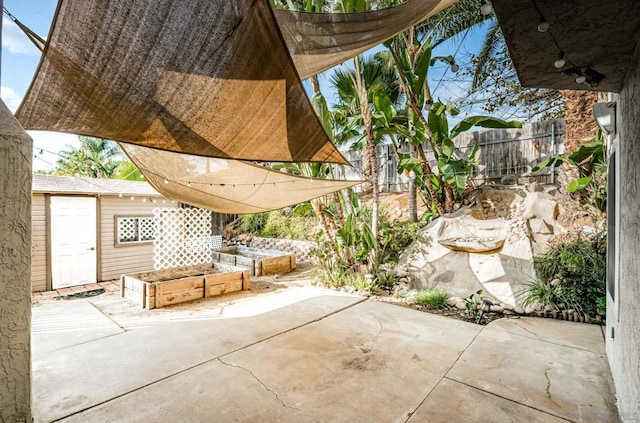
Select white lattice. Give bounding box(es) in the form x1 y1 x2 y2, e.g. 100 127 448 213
139 217 156 241
153 208 219 270
118 218 137 243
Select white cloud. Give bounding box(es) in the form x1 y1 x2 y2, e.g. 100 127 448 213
0 85 22 112
2 17 41 56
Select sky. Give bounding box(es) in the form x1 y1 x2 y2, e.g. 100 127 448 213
1 1 488 172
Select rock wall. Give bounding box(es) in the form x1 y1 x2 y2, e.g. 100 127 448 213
0 100 32 421
225 236 317 263
399 184 562 307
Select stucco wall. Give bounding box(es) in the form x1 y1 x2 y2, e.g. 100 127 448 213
606 45 640 422
0 101 32 421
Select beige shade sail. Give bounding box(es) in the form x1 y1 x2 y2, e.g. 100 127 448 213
16 0 347 164
274 0 457 80
121 143 361 214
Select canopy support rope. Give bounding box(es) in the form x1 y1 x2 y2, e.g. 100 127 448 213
2 7 46 52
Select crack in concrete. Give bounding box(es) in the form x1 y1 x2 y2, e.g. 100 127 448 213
543 366 561 409
515 322 538 337
217 358 319 423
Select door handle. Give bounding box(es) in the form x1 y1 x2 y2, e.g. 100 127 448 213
88 247 96 251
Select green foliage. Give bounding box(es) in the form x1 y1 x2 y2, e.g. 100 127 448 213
516 277 562 311
260 211 313 240
346 272 378 294
238 213 269 234
464 289 486 318
56 136 124 179
238 211 314 240
533 130 607 215
534 232 606 317
377 218 422 265
414 289 449 309
376 269 397 289
312 261 348 289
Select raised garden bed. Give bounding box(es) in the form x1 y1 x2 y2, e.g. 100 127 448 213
212 246 296 276
121 263 250 309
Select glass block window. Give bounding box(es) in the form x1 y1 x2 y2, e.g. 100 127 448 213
116 216 156 245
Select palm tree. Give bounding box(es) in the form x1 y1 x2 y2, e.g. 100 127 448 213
330 54 402 238
55 136 123 178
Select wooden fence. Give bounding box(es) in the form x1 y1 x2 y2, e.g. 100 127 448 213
339 119 565 192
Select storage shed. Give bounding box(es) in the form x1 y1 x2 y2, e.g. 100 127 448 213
31 175 179 292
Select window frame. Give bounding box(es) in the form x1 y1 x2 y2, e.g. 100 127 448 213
114 215 157 247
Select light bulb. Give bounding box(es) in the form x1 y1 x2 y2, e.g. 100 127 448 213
554 53 565 68
118 193 123 198
537 20 550 32
187 181 191 187
163 178 169 184
451 63 460 73
409 128 416 137
480 1 492 15
575 75 587 84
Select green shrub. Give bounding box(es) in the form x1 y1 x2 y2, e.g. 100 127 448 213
516 277 562 311
414 289 449 309
534 231 606 316
378 218 422 265
259 211 314 240
238 213 269 234
312 261 347 289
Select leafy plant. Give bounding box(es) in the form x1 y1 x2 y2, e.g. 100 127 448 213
312 260 347 290
596 296 606 316
414 289 449 309
238 213 269 234
464 289 486 319
346 272 378 294
515 277 562 311
533 130 607 215
535 231 606 317
376 269 397 289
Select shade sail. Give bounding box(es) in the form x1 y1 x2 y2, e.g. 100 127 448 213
121 143 361 214
16 0 347 164
274 0 457 80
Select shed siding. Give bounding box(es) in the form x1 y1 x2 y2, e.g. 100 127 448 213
99 198 177 281
31 194 47 292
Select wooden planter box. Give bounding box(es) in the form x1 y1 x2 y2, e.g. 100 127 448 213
121 263 250 309
212 246 296 276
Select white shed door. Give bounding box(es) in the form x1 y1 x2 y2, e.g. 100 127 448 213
50 196 97 289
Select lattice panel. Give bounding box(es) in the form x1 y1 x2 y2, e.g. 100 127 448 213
153 208 218 270
139 217 157 241
117 218 137 243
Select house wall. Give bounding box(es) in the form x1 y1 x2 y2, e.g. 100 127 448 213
31 194 47 292
606 44 640 422
0 99 32 421
99 197 177 281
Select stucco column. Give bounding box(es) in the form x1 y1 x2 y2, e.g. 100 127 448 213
0 98 33 421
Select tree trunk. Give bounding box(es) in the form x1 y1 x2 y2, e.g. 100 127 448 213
562 90 599 154
408 170 418 222
559 90 599 191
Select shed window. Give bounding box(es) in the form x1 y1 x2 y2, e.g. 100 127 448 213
116 217 156 245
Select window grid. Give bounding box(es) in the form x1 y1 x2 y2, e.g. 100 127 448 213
117 217 156 245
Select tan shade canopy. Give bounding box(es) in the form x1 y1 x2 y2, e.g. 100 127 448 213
121 143 360 214
274 0 457 80
16 0 347 164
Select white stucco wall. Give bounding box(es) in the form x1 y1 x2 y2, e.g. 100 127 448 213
606 45 640 422
0 100 32 420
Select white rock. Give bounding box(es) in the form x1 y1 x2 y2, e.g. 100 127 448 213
455 301 467 310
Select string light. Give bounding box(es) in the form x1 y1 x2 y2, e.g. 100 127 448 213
537 19 550 33
187 181 191 187
163 178 169 184
450 62 459 73
554 52 566 69
118 193 123 197
480 1 492 15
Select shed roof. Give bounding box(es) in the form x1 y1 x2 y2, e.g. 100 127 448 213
32 174 161 197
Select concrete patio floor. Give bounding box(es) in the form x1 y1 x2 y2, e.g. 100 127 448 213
32 293 617 422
